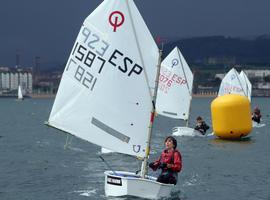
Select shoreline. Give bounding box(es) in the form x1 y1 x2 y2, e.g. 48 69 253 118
29 94 56 98
0 94 269 99
0 94 55 99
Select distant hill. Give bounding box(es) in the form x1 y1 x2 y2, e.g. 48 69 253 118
163 35 270 66
37 35 270 72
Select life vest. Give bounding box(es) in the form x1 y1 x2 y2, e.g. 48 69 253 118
159 149 182 172
158 149 182 184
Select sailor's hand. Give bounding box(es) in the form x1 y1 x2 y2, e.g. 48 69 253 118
159 163 167 169
149 162 156 169
167 164 172 168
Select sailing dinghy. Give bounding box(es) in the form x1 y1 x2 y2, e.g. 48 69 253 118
239 71 264 127
155 47 195 136
18 85 24 100
47 0 174 198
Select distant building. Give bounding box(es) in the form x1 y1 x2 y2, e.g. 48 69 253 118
215 69 270 80
257 82 270 89
215 73 225 80
206 57 236 65
243 69 270 78
0 68 32 95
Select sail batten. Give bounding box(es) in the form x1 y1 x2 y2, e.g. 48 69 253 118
91 117 130 143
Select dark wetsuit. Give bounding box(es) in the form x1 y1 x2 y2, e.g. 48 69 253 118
252 109 261 124
194 121 210 135
149 149 182 185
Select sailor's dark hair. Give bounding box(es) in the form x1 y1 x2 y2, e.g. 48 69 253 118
196 116 202 121
164 136 177 149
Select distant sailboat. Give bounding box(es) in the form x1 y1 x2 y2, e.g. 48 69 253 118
239 71 264 127
18 85 24 100
155 47 195 136
46 0 175 199
218 68 246 97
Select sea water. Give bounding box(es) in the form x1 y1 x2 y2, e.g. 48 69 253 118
0 97 269 200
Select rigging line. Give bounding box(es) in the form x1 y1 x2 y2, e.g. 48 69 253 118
177 48 193 126
177 48 192 96
125 0 157 99
64 134 72 149
99 155 117 175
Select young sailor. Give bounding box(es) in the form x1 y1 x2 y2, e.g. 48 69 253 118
194 116 210 135
149 136 182 185
252 106 262 124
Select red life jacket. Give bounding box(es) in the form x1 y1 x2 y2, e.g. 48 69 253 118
153 149 182 172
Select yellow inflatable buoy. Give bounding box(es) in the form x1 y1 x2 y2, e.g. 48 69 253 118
211 94 252 139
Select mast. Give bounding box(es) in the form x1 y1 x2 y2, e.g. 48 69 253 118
141 49 162 178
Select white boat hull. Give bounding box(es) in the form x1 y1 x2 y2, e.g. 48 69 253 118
252 121 265 128
172 126 204 137
104 171 174 199
101 147 114 154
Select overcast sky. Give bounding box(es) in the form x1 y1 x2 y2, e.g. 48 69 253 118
0 0 269 68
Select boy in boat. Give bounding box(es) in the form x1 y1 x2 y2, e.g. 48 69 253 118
148 136 182 185
194 116 209 135
252 106 262 124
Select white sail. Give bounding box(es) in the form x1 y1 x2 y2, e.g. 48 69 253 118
48 0 159 158
239 70 252 101
218 68 246 97
156 47 193 120
18 85 23 100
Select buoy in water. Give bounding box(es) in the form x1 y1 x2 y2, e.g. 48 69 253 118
211 94 252 139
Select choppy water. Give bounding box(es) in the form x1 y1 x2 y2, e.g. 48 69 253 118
0 97 269 200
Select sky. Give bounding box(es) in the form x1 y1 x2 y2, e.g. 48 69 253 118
0 0 270 68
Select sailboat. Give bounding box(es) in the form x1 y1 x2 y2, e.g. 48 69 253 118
46 0 174 199
239 71 264 127
218 68 246 97
155 47 195 136
18 85 24 100
239 70 252 101
101 146 113 154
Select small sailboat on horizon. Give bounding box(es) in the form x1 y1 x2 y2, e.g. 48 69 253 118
17 85 24 100
239 71 265 127
218 68 247 98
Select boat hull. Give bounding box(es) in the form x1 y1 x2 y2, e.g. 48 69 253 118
172 126 204 137
104 171 174 199
101 147 114 154
252 121 265 128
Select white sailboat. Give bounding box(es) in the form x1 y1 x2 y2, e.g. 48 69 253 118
101 147 113 154
46 0 174 199
218 68 246 97
239 71 263 127
18 85 24 100
239 70 252 101
155 47 195 136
